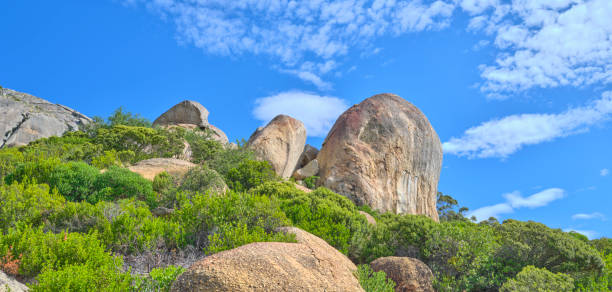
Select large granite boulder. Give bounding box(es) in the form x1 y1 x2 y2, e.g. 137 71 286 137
0 271 28 292
128 158 196 180
317 93 442 221
0 88 91 148
292 159 319 180
153 101 229 145
296 144 319 169
370 257 434 292
171 227 363 292
247 115 307 179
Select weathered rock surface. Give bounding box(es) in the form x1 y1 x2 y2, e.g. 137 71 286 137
247 115 307 179
171 227 362 292
153 100 209 128
0 271 28 292
0 88 91 148
292 159 319 180
370 257 434 292
128 158 196 180
359 211 377 225
318 93 442 221
296 144 319 169
153 101 229 145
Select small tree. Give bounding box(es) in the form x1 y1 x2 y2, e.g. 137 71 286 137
500 265 574 292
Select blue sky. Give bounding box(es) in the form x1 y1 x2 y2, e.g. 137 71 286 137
1 0 610 238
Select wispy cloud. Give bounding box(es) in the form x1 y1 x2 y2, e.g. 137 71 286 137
443 91 612 158
601 168 609 177
563 228 597 240
127 0 455 88
252 91 349 137
461 0 612 96
572 212 606 221
468 188 565 221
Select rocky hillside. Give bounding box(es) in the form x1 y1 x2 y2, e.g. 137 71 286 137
0 88 91 148
0 89 609 291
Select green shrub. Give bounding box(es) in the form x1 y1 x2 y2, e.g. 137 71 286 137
47 161 99 201
172 190 290 250
179 165 226 195
183 128 224 164
31 260 133 292
133 265 185 292
500 265 574 292
0 148 24 183
153 171 178 207
0 182 65 233
225 160 277 192
4 157 61 185
207 139 254 176
106 107 151 128
252 182 367 255
90 166 156 207
355 264 395 292
303 175 319 190
21 131 103 163
0 226 117 277
93 125 183 163
206 222 296 254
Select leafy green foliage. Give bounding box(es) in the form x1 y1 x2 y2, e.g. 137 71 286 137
90 166 156 207
0 182 64 232
355 264 395 292
133 265 185 292
31 260 133 292
182 128 224 164
252 182 367 254
303 175 319 189
206 139 254 177
437 192 470 222
500 265 574 292
225 160 278 192
206 222 296 254
179 165 226 195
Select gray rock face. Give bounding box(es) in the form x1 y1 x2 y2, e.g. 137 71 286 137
153 100 209 128
292 159 319 180
247 115 307 179
317 93 442 221
153 101 229 145
0 271 28 292
0 88 91 148
370 257 434 292
296 144 319 169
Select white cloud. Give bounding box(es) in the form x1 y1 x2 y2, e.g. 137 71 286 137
252 91 349 137
504 188 565 208
126 0 456 87
467 0 612 96
469 188 564 221
601 168 609 176
443 91 612 158
572 212 606 220
468 203 513 221
563 228 597 239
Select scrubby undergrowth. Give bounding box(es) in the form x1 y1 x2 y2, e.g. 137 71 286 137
0 109 609 291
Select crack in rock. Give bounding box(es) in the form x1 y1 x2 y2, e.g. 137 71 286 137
1 113 30 148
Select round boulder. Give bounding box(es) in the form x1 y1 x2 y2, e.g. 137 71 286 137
153 100 209 128
247 115 307 179
317 93 442 221
171 227 363 292
370 257 434 292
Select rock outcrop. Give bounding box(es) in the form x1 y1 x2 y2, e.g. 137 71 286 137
171 227 362 292
317 93 442 221
247 115 307 179
296 144 319 169
0 88 91 148
128 158 196 180
0 271 28 292
292 159 319 180
153 101 229 145
370 257 434 292
359 211 377 225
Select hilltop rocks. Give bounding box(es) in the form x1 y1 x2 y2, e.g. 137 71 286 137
370 257 434 292
247 115 307 179
153 100 209 128
0 271 28 292
0 88 91 148
318 93 442 221
153 101 229 145
172 227 362 292
128 158 196 180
